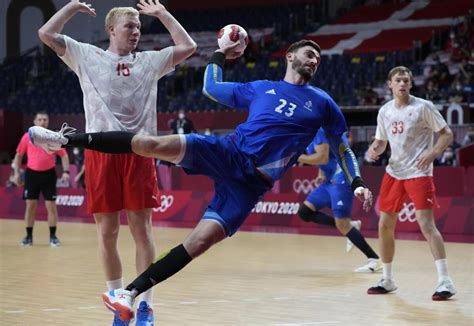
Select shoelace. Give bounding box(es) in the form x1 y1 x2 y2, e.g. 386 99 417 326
58 123 77 138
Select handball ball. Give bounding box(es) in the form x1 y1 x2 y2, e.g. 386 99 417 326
217 24 249 53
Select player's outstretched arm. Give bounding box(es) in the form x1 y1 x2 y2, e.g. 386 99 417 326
326 133 373 211
202 46 244 107
38 0 96 56
138 0 196 66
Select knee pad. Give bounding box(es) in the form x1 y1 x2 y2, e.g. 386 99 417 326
297 204 315 222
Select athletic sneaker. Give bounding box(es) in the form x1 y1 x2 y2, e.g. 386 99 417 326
102 289 134 323
367 278 397 294
354 258 382 273
432 278 457 301
346 220 361 252
28 123 75 153
49 236 61 247
20 236 32 247
136 301 154 326
113 315 130 326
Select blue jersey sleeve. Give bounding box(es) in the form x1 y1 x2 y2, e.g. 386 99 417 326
314 128 328 145
322 98 361 185
202 63 257 109
306 128 326 154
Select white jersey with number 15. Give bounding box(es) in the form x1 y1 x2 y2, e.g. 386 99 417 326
59 35 175 135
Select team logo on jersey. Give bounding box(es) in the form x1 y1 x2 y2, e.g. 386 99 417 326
337 200 344 206
304 100 313 111
265 89 276 95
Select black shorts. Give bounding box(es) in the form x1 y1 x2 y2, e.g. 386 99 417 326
23 168 57 201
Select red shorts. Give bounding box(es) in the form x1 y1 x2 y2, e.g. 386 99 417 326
379 173 438 213
84 149 159 214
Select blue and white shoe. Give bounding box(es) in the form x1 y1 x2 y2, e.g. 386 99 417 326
135 301 154 326
113 314 130 326
102 289 134 323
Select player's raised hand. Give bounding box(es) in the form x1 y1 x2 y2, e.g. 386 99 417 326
416 150 436 171
70 0 96 17
137 0 166 17
354 187 373 212
217 41 244 60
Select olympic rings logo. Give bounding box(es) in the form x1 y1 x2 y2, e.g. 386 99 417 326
398 202 417 223
292 179 318 194
153 195 174 213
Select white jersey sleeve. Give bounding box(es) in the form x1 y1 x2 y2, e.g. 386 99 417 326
145 47 174 80
422 100 447 132
59 35 93 74
375 105 389 141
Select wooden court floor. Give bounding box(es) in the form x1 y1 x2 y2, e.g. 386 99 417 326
0 219 472 326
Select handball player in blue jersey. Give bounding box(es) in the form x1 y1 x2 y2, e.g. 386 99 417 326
29 39 373 322
297 128 381 272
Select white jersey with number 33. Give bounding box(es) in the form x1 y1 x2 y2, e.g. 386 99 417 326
375 95 447 180
59 35 174 135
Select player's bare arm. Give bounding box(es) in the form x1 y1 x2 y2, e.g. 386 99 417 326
416 126 453 170
326 134 373 211
315 168 327 186
60 153 71 182
137 0 196 66
38 0 96 56
297 143 329 165
12 153 24 186
368 139 387 161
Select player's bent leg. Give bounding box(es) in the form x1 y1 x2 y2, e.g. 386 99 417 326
335 218 352 235
335 217 381 272
183 219 227 258
131 134 184 163
103 219 227 317
346 220 361 252
297 203 336 226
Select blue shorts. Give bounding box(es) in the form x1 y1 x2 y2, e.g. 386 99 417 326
305 182 353 218
179 134 272 236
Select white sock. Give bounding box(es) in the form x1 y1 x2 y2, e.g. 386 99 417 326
106 278 124 291
137 288 154 306
435 258 449 282
382 263 393 280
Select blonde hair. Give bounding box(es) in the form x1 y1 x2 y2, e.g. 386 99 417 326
387 66 413 81
105 7 139 32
